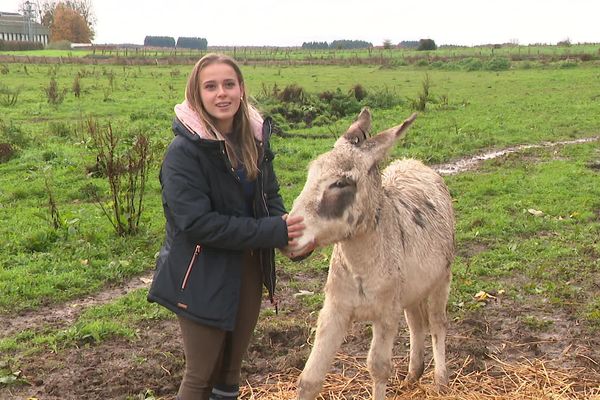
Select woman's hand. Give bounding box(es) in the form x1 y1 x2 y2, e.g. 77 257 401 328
281 214 316 259
283 214 305 245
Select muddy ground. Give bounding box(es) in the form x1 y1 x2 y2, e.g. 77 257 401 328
1 264 599 400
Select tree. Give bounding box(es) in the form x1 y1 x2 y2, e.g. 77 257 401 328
382 39 393 49
417 38 437 51
50 3 92 43
40 0 95 40
144 36 176 48
176 37 208 50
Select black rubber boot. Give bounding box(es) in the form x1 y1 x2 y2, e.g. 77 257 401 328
208 383 239 400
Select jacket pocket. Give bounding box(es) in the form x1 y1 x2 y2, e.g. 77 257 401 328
181 244 202 290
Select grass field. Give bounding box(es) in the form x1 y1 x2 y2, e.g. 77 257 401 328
0 51 599 399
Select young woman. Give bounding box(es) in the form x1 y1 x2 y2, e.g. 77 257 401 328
148 53 313 400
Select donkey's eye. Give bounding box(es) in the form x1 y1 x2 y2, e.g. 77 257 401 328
330 178 353 189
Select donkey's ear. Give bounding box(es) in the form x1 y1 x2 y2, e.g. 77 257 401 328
363 113 418 163
335 107 372 147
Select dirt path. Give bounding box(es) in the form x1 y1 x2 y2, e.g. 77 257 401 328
2 285 599 400
0 271 154 340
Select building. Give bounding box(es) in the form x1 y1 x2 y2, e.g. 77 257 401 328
0 11 49 45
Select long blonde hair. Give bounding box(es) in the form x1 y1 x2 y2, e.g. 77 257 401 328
185 53 260 180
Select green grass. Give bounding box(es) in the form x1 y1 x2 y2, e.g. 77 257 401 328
0 58 599 360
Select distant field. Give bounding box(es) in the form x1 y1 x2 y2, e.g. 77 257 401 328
1 42 598 63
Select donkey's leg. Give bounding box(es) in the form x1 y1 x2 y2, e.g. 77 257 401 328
427 278 451 390
367 319 399 400
403 303 427 382
297 300 351 400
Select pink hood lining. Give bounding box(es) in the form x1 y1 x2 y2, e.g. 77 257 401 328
174 100 263 141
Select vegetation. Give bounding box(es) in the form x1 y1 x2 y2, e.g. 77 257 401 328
418 38 437 51
176 37 208 50
143 36 176 48
39 0 96 42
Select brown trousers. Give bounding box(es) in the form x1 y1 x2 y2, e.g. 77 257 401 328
177 251 263 400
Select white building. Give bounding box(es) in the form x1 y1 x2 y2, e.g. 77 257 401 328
0 11 49 45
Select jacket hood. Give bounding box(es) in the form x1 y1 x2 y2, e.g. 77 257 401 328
173 100 263 141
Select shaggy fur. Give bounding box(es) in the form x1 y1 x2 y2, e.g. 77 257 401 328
289 108 455 400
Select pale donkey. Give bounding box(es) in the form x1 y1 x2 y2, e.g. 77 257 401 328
288 108 455 399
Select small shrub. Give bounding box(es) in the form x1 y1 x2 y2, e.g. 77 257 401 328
279 84 305 103
460 57 484 71
350 84 367 101
72 75 82 98
48 121 75 138
0 142 15 163
312 114 334 126
364 87 403 109
86 118 153 236
485 57 511 71
0 120 29 148
44 77 67 105
41 167 63 231
329 89 361 117
410 73 432 112
318 90 334 102
0 39 43 51
0 84 21 107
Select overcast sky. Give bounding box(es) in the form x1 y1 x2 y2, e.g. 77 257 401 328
2 0 599 47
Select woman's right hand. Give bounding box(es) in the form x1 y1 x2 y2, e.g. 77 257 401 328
281 214 316 259
282 214 305 246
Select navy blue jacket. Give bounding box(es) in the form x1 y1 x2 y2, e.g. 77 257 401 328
147 117 288 331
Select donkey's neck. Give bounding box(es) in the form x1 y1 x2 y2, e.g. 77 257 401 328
338 223 385 274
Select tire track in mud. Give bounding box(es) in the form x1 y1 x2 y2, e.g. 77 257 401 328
1 135 598 340
432 136 599 175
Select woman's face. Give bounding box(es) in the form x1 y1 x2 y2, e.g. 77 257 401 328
199 62 244 134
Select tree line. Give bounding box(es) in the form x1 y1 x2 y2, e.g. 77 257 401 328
302 40 373 50
302 39 437 50
143 36 208 50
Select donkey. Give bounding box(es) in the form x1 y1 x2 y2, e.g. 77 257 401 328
288 108 455 400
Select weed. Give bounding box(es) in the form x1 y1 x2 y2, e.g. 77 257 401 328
0 143 15 163
44 77 66 105
0 85 21 107
410 73 432 112
350 83 367 101
279 84 306 103
72 75 82 98
41 167 62 231
0 120 29 148
86 118 153 236
48 121 75 138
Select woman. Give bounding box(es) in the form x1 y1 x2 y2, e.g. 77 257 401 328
148 53 312 400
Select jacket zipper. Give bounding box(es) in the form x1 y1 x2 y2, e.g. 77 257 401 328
181 244 201 290
260 121 277 311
